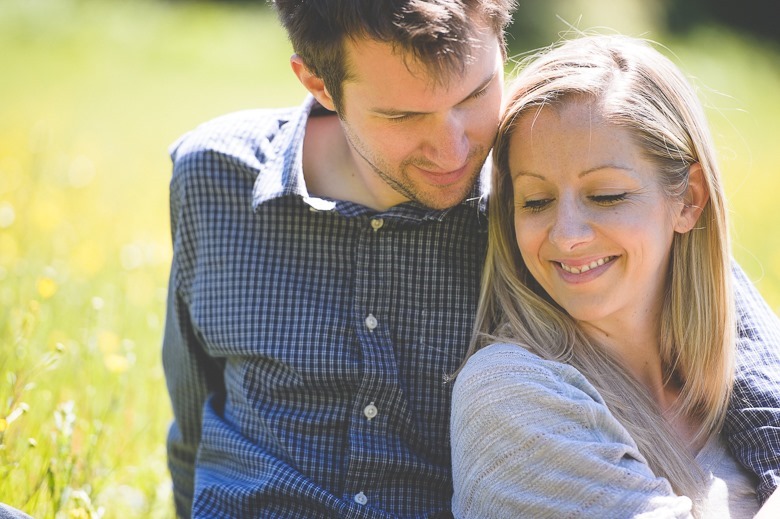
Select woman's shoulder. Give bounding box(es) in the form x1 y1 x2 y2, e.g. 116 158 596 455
455 343 600 402
459 342 558 376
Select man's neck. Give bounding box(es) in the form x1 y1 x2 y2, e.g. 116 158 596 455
301 113 377 209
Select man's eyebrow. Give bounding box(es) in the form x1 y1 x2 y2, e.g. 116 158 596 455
370 71 497 118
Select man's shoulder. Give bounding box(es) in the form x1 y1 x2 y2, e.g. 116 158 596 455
169 106 301 168
166 105 308 205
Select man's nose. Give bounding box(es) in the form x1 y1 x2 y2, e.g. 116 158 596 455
421 111 469 170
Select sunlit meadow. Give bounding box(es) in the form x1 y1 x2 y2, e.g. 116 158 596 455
0 1 778 517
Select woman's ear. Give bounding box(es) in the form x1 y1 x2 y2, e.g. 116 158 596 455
290 54 336 112
674 163 710 234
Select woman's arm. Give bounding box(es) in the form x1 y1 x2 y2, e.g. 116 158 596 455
450 343 693 519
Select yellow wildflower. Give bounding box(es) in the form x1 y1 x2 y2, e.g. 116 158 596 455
104 354 129 373
36 276 57 299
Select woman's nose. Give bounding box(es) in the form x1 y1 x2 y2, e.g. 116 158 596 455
548 196 595 251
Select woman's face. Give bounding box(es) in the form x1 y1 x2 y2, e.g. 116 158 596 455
508 100 687 333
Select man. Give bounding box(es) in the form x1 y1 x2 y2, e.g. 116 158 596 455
163 1 780 517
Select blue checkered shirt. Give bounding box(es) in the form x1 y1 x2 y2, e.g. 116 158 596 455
163 96 780 518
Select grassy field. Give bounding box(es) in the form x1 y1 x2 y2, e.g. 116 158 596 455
0 1 778 517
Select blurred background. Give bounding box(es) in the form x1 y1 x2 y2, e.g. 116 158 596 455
0 0 777 517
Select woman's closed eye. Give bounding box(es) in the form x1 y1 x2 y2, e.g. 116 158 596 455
520 198 553 213
589 193 629 206
519 193 630 213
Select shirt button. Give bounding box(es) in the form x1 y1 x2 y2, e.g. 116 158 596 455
370 218 384 231
363 402 378 421
365 314 378 331
354 491 368 505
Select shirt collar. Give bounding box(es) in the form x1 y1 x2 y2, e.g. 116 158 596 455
252 95 489 217
252 96 315 210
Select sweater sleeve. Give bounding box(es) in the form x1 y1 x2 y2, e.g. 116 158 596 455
450 343 693 519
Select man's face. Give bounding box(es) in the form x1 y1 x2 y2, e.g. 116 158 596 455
336 26 504 210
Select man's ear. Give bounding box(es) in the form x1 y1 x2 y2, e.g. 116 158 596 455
674 163 710 234
290 54 336 112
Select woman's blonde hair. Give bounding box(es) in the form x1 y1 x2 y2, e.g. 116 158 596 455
468 34 735 500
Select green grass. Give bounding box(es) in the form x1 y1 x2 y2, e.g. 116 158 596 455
0 1 302 516
669 28 780 308
0 1 777 517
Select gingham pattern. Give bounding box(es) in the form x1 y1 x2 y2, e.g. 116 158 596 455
163 96 779 518
725 264 780 502
164 97 487 518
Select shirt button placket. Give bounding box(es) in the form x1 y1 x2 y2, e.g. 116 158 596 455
351 217 385 507
363 402 378 421
364 313 378 331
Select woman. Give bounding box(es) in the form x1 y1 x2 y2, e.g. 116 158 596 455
451 34 774 517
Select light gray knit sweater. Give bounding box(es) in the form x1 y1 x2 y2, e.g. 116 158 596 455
450 343 759 518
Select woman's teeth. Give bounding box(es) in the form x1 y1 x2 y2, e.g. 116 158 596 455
559 256 614 274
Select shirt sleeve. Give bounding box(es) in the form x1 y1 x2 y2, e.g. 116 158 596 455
163 146 226 518
724 261 780 503
450 344 693 519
